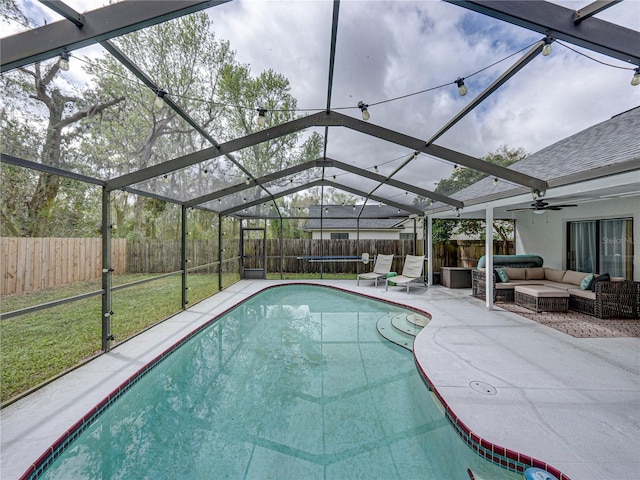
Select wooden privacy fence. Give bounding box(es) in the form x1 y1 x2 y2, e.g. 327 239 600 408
1 237 514 295
244 239 419 274
1 237 127 296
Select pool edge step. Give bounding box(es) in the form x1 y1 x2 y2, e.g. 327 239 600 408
376 315 414 351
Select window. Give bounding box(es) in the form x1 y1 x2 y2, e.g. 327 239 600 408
567 218 633 279
399 233 414 240
330 233 349 240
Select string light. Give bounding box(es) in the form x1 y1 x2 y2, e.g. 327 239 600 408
493 177 498 186
357 101 370 121
154 89 166 109
70 39 637 120
455 78 467 96
542 36 553 56
632 67 640 87
256 108 267 127
59 51 70 71
374 166 379 173
245 177 251 185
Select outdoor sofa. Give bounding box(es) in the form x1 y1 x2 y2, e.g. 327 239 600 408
472 258 639 319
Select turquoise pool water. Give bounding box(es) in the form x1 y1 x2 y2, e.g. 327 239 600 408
39 285 519 479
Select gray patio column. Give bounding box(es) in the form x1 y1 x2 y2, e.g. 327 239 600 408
426 216 433 285
485 207 494 310
101 187 113 352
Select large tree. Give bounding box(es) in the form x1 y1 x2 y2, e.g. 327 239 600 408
428 146 527 243
1 2 124 236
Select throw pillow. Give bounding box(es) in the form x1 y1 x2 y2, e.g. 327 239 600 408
503 267 526 280
580 273 596 290
496 268 510 283
493 269 502 283
590 273 610 292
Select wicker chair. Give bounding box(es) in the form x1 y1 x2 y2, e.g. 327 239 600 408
570 280 640 319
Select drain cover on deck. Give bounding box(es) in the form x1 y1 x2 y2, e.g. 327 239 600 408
470 381 497 395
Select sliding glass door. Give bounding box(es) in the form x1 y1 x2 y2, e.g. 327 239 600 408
600 219 634 278
567 218 633 279
568 221 596 273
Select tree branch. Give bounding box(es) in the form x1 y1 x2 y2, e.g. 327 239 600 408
54 96 125 130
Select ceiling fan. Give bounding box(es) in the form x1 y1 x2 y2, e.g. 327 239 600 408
507 199 578 214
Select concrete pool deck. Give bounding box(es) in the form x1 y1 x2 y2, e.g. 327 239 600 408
1 280 638 479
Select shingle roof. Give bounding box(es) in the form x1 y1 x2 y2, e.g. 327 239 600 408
440 106 640 205
306 205 409 230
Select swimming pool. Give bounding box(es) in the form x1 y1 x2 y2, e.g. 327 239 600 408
33 284 522 479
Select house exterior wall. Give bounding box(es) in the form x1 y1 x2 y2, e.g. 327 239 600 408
515 196 639 280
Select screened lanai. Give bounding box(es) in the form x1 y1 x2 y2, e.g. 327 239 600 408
1 0 639 403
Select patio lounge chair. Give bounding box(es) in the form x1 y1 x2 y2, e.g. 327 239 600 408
386 255 425 293
357 254 394 287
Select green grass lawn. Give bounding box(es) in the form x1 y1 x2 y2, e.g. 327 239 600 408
0 273 240 404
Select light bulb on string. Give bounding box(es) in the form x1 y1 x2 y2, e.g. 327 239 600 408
631 67 640 87
59 51 70 71
542 37 553 56
256 108 267 127
455 78 467 96
357 101 370 121
155 89 166 109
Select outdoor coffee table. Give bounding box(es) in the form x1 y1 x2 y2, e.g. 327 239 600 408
514 285 570 313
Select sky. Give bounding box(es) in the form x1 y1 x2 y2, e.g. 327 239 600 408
3 0 640 200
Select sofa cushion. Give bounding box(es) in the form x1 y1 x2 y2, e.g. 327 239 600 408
542 281 574 291
580 273 596 290
526 267 545 280
503 267 526 280
495 280 539 289
562 270 588 286
544 268 566 283
568 288 596 300
496 268 510 282
591 273 610 291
